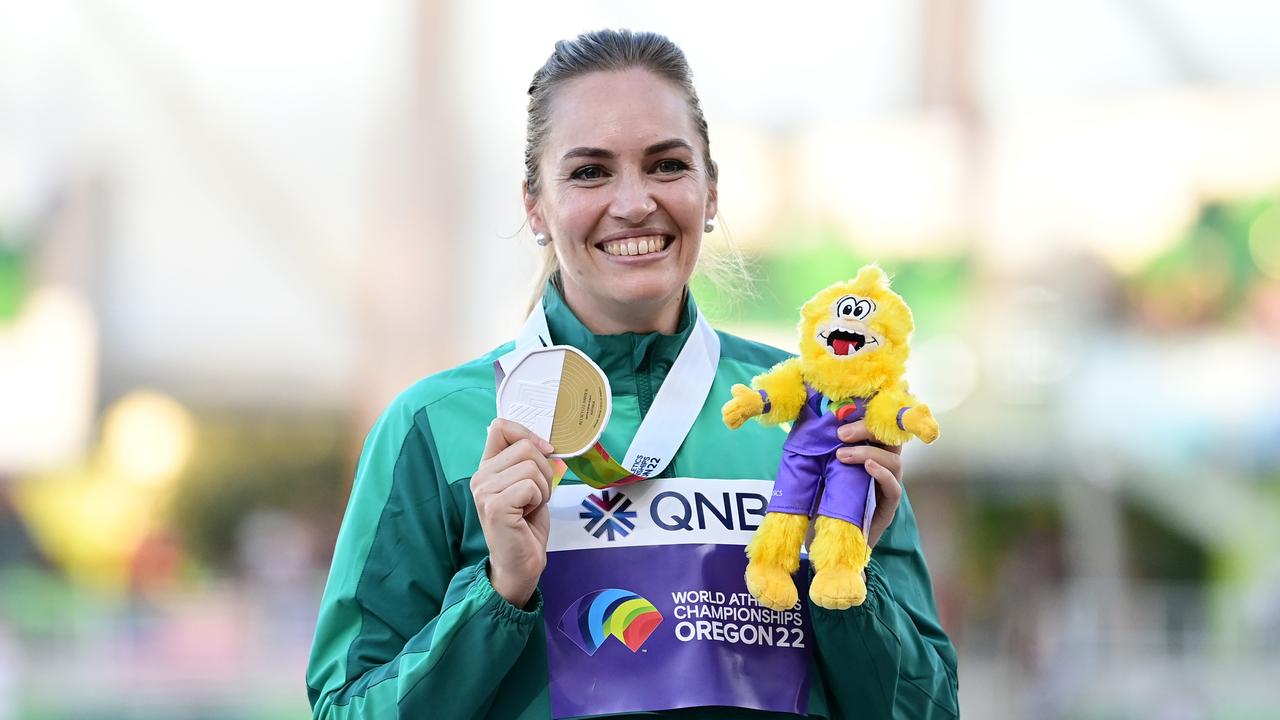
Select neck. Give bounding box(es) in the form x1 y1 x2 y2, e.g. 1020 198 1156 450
559 280 685 335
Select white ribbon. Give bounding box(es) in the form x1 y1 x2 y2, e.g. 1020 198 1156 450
496 297 720 479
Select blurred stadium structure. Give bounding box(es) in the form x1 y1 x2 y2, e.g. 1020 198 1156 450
2 1 1280 717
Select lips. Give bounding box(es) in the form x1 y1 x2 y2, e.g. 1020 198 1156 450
827 329 866 356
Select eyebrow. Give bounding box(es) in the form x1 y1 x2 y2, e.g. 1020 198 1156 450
560 138 695 162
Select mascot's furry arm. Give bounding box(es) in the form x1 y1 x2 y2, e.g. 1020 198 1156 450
722 357 807 429
865 381 940 446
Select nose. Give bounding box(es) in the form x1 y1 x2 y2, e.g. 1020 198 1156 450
608 169 657 224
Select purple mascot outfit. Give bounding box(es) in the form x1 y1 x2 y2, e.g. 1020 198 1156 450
766 384 876 529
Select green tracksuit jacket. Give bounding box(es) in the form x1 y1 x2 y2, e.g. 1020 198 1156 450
307 284 959 719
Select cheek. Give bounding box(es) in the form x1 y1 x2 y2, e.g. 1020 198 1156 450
549 194 599 242
666 181 708 217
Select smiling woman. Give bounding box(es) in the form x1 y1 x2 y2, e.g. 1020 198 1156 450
523 63 718 335
307 28 958 720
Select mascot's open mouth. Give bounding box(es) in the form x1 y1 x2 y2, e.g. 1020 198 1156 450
825 329 878 356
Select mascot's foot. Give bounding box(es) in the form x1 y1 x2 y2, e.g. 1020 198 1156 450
810 565 867 610
808 516 870 610
744 512 809 611
745 559 799 612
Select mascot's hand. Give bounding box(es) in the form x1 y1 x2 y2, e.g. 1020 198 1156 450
722 384 765 430
902 405 940 444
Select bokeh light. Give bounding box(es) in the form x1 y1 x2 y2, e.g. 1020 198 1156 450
100 390 196 488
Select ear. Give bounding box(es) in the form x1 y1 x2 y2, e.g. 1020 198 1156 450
704 168 718 223
522 181 546 235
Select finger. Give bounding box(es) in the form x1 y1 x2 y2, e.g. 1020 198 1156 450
865 458 902 546
483 418 554 461
476 477 537 524
837 420 870 444
472 443 552 502
484 459 552 507
488 438 555 486
866 458 903 506
493 478 543 519
836 419 904 454
527 501 551 539
836 445 902 480
472 450 543 502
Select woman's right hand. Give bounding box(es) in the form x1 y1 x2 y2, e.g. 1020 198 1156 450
470 419 556 607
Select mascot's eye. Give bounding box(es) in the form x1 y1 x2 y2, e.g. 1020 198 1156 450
836 295 875 320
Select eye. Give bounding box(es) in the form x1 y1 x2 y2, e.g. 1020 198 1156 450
835 296 875 320
654 159 689 174
570 165 609 181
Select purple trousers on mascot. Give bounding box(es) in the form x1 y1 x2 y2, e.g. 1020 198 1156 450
765 384 875 528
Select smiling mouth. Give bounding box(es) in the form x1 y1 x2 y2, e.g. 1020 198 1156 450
826 329 876 356
596 235 672 257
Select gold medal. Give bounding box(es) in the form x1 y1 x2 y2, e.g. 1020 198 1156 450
496 345 611 458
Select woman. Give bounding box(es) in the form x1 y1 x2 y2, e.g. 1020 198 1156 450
307 29 958 719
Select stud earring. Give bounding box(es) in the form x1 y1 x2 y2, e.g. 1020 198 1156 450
704 219 716 233
534 232 549 246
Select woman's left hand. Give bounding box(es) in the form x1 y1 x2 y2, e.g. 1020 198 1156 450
835 420 903 549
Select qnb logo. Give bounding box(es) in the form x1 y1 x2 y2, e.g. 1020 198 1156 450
579 490 636 541
558 589 663 655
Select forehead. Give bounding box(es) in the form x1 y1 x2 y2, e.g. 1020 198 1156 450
544 68 698 155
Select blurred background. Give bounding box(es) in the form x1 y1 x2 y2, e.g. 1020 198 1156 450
2 0 1279 717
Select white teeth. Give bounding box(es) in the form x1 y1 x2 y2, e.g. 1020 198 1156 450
600 235 668 257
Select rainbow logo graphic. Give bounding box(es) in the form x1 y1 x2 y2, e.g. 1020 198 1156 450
558 589 663 655
579 490 636 541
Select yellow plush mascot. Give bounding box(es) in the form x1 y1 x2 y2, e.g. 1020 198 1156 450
722 265 939 610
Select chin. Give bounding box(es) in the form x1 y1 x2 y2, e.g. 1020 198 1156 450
602 272 686 307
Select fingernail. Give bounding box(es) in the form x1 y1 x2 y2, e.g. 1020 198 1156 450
538 438 554 453
866 459 880 471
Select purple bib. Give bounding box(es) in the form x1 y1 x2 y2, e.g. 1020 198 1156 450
540 478 813 718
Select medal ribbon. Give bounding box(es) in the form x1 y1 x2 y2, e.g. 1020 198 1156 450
495 299 720 489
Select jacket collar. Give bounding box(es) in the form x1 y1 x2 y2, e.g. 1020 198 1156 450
541 278 698 384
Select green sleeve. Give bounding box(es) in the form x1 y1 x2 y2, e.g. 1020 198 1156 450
809 493 960 719
306 397 542 719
